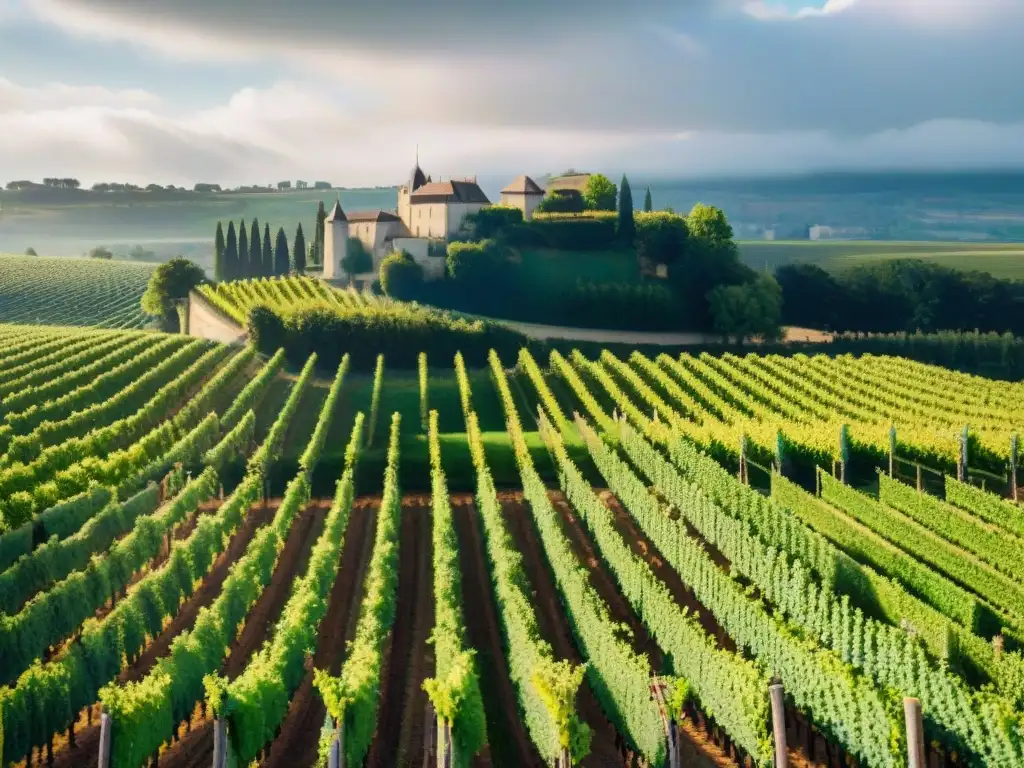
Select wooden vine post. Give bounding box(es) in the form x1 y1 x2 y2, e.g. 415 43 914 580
957 425 969 482
769 682 788 768
212 718 228 768
774 430 785 477
97 712 112 768
904 697 925 768
738 433 748 485
650 677 680 768
838 424 850 484
888 424 897 477
327 732 342 768
1011 434 1019 502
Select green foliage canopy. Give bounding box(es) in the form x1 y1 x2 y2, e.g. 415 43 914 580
379 250 424 301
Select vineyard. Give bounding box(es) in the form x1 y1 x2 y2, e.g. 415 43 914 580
0 255 156 329
0 319 1022 768
197 276 387 325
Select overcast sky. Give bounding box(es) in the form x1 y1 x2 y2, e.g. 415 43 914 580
1 0 1022 187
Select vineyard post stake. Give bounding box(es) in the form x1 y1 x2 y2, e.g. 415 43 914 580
327 735 341 768
738 433 747 484
1011 434 1019 502
212 718 227 768
889 425 896 477
769 682 788 768
669 718 681 768
839 424 850 485
98 712 111 768
904 697 925 768
958 425 969 482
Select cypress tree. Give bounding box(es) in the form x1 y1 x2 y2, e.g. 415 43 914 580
224 221 238 281
293 223 306 274
643 186 653 212
315 201 327 266
308 242 316 273
262 223 273 277
275 227 290 275
250 218 262 277
618 174 635 244
238 219 249 278
213 221 226 281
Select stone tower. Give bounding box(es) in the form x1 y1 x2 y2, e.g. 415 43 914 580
322 198 348 281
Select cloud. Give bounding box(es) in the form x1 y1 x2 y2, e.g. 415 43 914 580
0 77 160 112
22 0 1024 138
2 77 1023 189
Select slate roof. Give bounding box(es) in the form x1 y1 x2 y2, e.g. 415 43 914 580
325 199 346 222
410 165 427 191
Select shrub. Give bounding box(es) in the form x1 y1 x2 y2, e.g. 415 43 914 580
247 304 287 351
379 250 424 300
536 188 585 214
634 212 689 264
462 206 523 239
446 239 511 283
247 302 532 371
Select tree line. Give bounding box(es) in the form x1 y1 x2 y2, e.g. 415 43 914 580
213 203 329 284
5 180 333 193
214 220 308 282
776 260 1024 337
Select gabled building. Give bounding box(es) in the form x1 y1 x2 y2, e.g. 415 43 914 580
499 175 545 221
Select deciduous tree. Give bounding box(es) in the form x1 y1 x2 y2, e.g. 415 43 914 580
708 273 783 344
141 257 206 332
583 173 617 211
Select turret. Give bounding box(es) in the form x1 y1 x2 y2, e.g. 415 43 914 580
322 198 349 281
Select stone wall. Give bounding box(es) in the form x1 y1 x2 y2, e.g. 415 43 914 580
188 290 246 345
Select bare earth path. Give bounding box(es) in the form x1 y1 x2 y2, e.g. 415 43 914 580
262 500 378 768
452 497 542 768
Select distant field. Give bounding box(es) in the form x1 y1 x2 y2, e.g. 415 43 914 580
0 187 398 263
0 254 156 327
739 240 1024 279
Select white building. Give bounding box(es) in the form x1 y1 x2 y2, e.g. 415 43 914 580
323 160 492 283
499 175 545 221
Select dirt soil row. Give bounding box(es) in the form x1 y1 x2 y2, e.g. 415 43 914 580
365 495 435 768
262 499 379 768
508 489 738 768
39 500 279 768
451 497 539 768
155 501 327 768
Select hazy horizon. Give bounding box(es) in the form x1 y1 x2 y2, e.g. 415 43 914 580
2 0 1022 186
